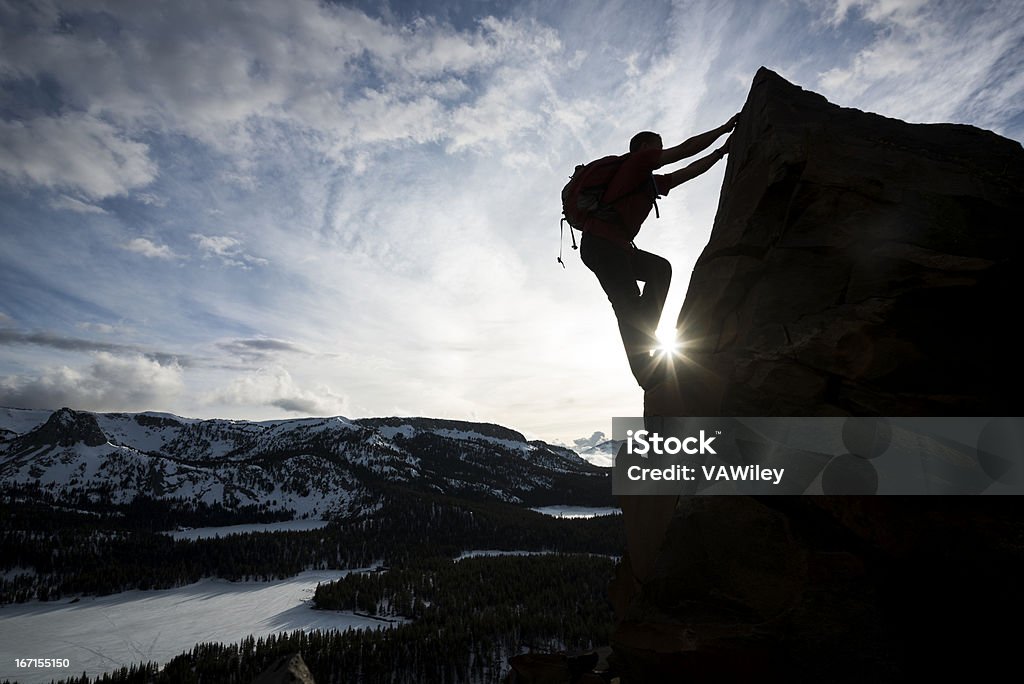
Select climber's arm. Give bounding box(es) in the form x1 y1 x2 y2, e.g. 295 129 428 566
661 138 729 191
657 113 738 168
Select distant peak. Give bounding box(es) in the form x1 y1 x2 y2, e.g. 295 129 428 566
33 407 108 447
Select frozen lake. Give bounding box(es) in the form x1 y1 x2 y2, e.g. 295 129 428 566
163 518 331 540
0 569 392 684
529 505 620 518
455 549 550 561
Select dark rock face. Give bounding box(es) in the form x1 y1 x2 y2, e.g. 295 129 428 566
18 407 108 450
613 68 1024 681
649 66 1024 418
251 653 315 684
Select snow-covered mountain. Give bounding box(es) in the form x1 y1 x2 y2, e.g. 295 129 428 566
0 407 609 519
559 431 625 468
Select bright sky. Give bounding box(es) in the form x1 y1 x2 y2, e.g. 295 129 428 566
1 0 1022 446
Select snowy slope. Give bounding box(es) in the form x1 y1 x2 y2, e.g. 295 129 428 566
0 569 391 684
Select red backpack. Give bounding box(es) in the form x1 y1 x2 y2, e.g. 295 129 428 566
558 154 658 267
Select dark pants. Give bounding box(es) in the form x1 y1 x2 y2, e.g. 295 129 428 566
580 233 671 388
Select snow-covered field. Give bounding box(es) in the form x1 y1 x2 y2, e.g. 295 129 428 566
164 519 331 540
529 505 620 518
0 569 392 684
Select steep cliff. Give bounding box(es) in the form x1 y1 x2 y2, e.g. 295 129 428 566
649 66 1024 417
612 68 1024 682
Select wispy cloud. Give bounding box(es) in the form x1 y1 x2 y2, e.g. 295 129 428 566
217 338 312 362
0 329 191 368
814 0 1024 131
49 195 107 214
76 322 122 335
191 234 268 268
0 329 144 355
819 0 932 27
123 238 180 260
136 192 168 207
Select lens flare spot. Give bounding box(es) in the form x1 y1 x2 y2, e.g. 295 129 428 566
653 328 681 355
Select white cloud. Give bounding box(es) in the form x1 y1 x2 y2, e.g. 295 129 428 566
208 365 350 416
0 113 157 199
574 431 608 450
193 235 240 256
0 353 184 412
191 234 268 268
123 238 180 260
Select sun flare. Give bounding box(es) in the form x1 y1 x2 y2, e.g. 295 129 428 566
654 328 682 355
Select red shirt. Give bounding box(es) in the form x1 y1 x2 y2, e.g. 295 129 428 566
583 147 670 247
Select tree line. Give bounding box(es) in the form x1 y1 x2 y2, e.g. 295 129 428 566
0 488 623 604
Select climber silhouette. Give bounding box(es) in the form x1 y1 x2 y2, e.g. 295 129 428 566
580 115 738 390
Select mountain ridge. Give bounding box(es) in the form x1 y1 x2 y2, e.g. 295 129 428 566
0 406 611 521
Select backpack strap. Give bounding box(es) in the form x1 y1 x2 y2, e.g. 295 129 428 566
557 217 578 268
650 174 662 218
